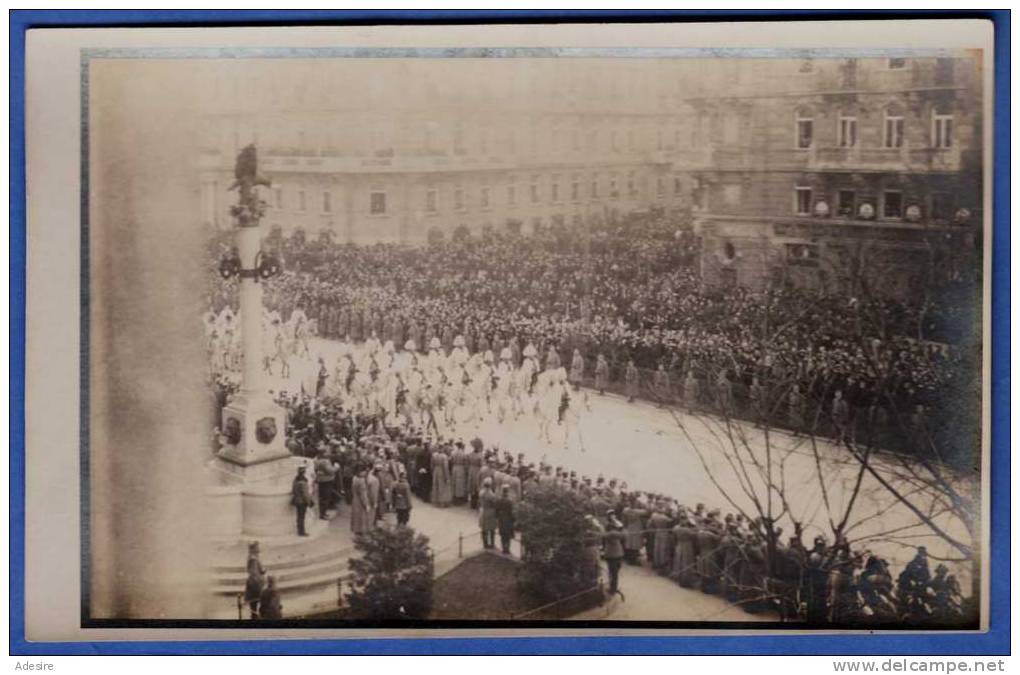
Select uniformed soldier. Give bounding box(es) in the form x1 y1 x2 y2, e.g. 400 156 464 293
594 353 610 394
683 370 701 410
603 512 627 596
569 349 585 392
545 344 562 372
653 363 671 407
624 359 640 402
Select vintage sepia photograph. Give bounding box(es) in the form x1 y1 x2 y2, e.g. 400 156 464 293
20 20 995 638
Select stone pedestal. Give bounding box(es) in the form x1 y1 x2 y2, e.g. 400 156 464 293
209 389 314 540
217 390 290 470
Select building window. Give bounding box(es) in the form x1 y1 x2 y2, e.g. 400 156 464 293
609 176 619 200
297 190 306 212
507 184 516 207
322 191 332 213
480 187 490 209
796 114 814 149
591 175 599 199
454 187 466 212
674 176 683 195
837 190 856 217
795 187 813 216
551 181 560 203
932 108 954 148
887 57 907 69
723 184 741 206
882 190 903 219
370 191 387 215
884 114 904 148
838 115 858 148
935 58 955 85
530 176 540 204
931 192 953 222
274 188 283 209
627 172 636 197
571 177 580 202
657 177 665 198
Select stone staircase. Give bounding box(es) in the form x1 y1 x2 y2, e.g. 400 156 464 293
209 513 356 619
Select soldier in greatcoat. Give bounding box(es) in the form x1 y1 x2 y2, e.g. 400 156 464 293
594 353 610 394
683 370 701 410
621 497 649 565
291 466 313 537
545 344 562 372
350 465 374 535
431 447 453 507
494 484 516 554
653 363 672 406
569 349 585 391
695 514 723 594
648 506 675 574
478 478 498 549
624 359 640 402
466 443 483 509
450 441 468 504
670 514 700 588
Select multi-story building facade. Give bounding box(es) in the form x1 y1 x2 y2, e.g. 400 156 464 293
198 59 698 244
684 56 983 298
198 55 983 298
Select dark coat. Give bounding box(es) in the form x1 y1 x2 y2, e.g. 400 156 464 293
494 495 515 534
258 587 283 619
392 479 412 511
291 475 313 507
604 529 626 560
478 489 499 530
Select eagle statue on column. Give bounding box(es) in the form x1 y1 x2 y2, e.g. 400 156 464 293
229 144 272 192
228 144 272 227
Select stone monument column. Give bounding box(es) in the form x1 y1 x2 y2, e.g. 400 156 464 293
210 145 310 540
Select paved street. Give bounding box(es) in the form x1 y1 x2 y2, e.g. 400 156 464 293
274 338 972 576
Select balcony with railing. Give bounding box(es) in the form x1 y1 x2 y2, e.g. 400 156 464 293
808 144 962 173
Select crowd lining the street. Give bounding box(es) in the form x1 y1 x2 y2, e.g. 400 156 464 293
225 375 968 626
208 211 976 461
216 212 975 624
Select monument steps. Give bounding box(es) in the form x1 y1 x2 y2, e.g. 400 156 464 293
212 541 353 575
211 554 352 595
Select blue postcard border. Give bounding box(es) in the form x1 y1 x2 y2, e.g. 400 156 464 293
8 8 1010 656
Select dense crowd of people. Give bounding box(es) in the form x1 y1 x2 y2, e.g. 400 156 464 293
207 211 976 462
213 210 976 624
229 378 968 625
